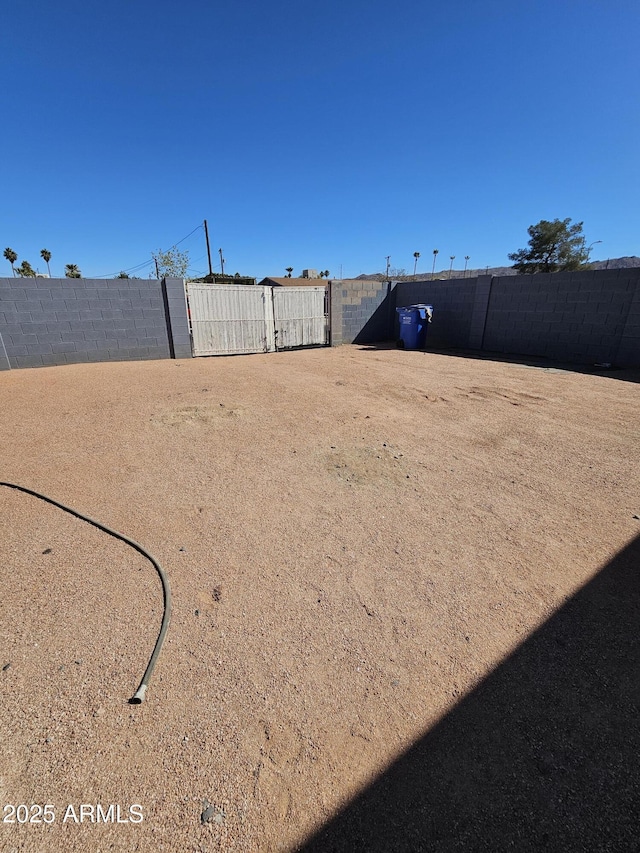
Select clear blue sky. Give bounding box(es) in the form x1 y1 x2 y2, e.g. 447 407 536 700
1 0 638 280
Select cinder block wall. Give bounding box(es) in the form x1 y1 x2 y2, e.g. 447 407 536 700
385 269 640 366
0 277 191 370
395 278 477 348
483 269 640 365
330 279 396 345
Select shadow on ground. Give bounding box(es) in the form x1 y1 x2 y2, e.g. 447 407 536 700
357 343 640 384
299 533 640 852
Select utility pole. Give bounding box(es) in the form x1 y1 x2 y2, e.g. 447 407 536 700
203 219 213 278
219 248 225 276
154 257 160 279
385 256 390 279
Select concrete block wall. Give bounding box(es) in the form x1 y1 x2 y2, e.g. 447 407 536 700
0 277 191 370
162 278 192 359
395 278 477 348
0 330 10 370
330 279 395 345
483 268 640 365
330 269 640 366
616 282 640 367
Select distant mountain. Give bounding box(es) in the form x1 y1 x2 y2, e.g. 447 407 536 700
587 256 640 271
355 257 640 281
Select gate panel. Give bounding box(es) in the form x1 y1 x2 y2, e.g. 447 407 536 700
272 286 328 350
188 284 275 356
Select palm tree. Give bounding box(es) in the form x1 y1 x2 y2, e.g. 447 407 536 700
319 270 330 279
4 247 18 276
464 255 470 277
65 264 81 279
431 249 439 280
413 252 420 276
285 267 293 278
16 260 36 277
40 249 52 277
449 256 455 279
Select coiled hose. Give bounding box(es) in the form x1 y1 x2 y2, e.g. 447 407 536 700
0 481 171 704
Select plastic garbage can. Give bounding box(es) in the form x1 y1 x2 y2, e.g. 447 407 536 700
396 304 433 349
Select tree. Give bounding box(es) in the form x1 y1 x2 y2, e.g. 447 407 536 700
65 264 81 278
413 251 420 275
16 260 36 277
319 270 330 278
431 249 439 280
4 247 18 276
508 218 591 274
285 267 293 278
152 247 190 279
40 249 52 277
117 271 130 278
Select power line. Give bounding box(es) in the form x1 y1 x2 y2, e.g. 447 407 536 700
165 224 203 251
90 222 204 278
92 259 155 279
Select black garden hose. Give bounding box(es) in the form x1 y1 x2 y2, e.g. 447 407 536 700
0 481 171 705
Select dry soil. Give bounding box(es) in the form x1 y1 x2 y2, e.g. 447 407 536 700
0 346 638 852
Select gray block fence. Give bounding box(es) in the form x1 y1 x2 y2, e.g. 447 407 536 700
2 270 638 371
330 268 640 367
0 276 191 370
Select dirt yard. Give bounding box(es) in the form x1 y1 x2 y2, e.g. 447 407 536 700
0 346 638 852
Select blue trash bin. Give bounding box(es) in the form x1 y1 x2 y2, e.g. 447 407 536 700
396 304 433 349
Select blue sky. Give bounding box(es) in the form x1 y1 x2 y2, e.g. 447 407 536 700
1 0 638 280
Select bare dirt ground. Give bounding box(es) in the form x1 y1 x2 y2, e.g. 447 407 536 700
0 345 638 852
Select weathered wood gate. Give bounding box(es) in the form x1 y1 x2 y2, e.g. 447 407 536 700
187 284 328 356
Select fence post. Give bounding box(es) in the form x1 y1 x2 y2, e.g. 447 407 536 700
468 275 493 351
329 280 343 346
162 278 192 359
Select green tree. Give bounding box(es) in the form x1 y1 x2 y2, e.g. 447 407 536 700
285 267 293 278
152 247 190 279
413 251 420 275
4 247 18 276
40 248 52 277
16 260 36 277
65 264 81 278
508 218 591 274
117 271 130 278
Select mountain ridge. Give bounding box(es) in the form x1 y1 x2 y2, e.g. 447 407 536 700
354 257 640 281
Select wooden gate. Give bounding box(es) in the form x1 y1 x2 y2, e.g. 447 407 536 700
187 284 275 356
272 286 328 350
187 284 328 356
